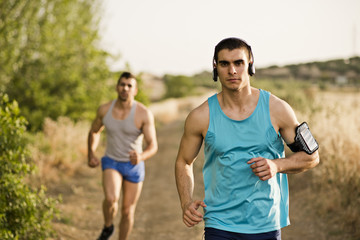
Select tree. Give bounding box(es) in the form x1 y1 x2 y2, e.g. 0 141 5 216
1 0 112 130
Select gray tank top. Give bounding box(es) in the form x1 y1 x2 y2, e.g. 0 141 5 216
103 100 143 162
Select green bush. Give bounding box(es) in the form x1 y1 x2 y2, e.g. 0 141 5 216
135 74 150 106
0 93 58 239
252 78 315 113
163 74 195 98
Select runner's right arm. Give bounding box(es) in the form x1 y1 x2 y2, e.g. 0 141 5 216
88 105 106 168
175 104 208 227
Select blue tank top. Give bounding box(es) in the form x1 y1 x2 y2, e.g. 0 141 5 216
203 89 290 234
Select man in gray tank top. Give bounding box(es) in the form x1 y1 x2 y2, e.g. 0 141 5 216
88 72 158 240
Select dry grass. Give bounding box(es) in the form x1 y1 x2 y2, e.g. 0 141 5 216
28 117 92 184
298 91 360 239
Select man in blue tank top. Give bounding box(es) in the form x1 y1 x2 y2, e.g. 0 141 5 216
88 72 158 240
175 38 320 240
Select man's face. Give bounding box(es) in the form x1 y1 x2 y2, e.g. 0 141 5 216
216 48 250 90
116 77 138 101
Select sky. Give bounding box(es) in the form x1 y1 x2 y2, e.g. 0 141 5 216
99 0 360 76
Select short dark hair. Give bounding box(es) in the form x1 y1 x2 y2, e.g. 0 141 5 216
213 37 253 64
117 71 136 85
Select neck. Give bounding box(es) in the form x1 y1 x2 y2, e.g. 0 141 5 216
116 97 134 109
220 85 254 108
217 87 260 121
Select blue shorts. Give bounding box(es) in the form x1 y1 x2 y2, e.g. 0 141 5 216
101 156 145 183
204 228 281 240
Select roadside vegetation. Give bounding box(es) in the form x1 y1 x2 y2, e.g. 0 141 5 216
0 94 58 239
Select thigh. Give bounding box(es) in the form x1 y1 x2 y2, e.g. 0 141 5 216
121 180 143 210
102 168 123 201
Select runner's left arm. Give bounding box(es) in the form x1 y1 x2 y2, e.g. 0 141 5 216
131 109 158 163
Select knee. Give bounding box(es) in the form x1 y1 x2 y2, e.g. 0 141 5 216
104 195 119 207
121 205 136 219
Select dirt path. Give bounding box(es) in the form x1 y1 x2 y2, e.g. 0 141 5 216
50 119 205 240
50 118 327 240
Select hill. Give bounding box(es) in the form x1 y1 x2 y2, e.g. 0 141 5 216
254 56 360 85
141 56 360 97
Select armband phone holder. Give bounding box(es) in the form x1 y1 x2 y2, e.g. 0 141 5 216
287 122 319 155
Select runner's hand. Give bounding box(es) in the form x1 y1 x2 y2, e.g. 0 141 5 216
182 200 207 227
129 150 142 165
88 154 100 168
248 157 278 181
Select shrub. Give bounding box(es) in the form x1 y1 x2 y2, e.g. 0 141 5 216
0 94 58 239
163 75 195 98
252 78 315 113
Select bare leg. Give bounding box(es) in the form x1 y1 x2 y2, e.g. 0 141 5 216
118 180 143 240
102 169 122 227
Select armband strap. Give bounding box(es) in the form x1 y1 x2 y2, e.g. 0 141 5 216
286 122 319 155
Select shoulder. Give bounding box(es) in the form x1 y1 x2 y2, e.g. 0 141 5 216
135 101 154 122
184 100 209 135
269 94 299 130
269 94 294 116
90 100 112 132
97 100 113 119
187 100 209 122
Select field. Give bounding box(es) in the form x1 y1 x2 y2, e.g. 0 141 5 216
29 89 360 240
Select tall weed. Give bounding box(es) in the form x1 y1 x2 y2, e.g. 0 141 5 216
299 91 360 238
28 117 93 183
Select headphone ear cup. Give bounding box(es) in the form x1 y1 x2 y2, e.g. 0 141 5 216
212 68 218 81
248 63 255 76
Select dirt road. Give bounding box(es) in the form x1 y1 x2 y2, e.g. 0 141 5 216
51 119 205 240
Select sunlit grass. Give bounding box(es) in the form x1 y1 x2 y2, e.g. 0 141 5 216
305 92 360 238
27 117 93 184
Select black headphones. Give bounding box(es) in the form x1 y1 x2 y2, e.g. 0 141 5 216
212 38 255 81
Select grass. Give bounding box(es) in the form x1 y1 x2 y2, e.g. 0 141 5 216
27 117 95 184
306 91 360 239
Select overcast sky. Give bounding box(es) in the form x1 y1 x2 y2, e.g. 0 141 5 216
99 0 360 76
